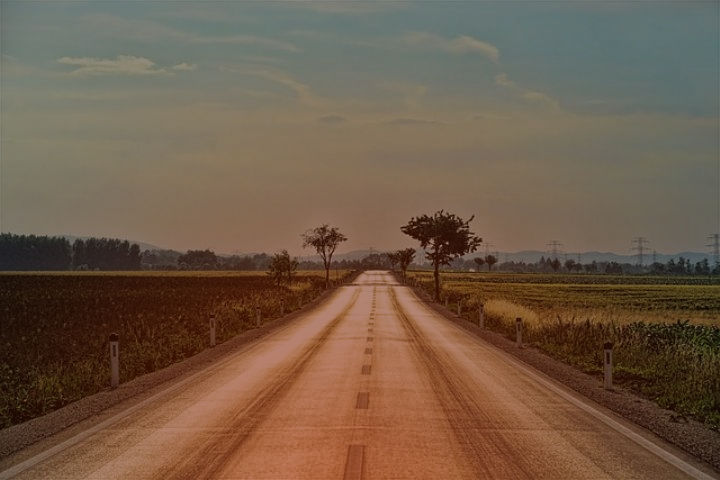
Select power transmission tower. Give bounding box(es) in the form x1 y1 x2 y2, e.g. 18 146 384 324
546 240 563 260
708 234 720 267
483 242 495 256
631 237 649 266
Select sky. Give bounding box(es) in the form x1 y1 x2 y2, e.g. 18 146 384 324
1 1 718 258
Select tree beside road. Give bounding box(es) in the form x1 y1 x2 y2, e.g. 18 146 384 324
401 210 482 301
301 224 348 288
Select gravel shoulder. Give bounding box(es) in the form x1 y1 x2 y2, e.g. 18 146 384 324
1 283 719 476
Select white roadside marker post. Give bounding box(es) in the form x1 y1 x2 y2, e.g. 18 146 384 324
479 303 484 329
109 333 119 389
515 317 523 348
457 300 462 317
209 314 216 347
604 342 614 390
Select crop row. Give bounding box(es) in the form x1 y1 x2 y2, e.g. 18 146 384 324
0 271 355 428
436 272 719 286
435 274 720 316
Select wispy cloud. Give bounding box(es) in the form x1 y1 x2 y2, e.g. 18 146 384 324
172 62 197 72
401 32 499 61
57 55 172 77
522 91 561 111
494 73 515 88
495 71 561 112
220 65 317 105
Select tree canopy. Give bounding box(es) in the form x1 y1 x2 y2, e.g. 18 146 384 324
268 249 299 287
177 249 218 270
301 224 347 288
401 210 481 300
396 248 416 282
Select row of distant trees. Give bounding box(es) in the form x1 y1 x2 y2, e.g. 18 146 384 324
440 255 717 276
73 238 141 270
0 234 142 271
3 228 717 279
0 233 73 270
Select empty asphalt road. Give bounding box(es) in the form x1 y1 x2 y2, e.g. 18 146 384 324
1 271 716 479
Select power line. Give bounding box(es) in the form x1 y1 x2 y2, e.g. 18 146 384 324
546 240 563 260
707 234 720 266
631 237 649 266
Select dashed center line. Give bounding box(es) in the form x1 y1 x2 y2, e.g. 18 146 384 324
343 444 365 480
356 392 370 409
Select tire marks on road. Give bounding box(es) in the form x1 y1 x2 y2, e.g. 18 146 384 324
389 286 536 479
153 289 362 480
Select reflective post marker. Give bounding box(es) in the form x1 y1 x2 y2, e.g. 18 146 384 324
604 342 614 390
479 304 484 329
109 333 119 388
515 318 523 348
209 314 216 347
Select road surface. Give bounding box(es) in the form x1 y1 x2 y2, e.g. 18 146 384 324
1 271 716 479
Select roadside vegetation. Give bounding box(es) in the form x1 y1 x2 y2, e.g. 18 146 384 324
0 271 354 429
408 271 720 429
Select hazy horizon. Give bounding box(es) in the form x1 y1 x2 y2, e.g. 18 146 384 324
2 1 718 258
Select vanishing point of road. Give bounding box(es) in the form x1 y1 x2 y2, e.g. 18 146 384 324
1 271 717 479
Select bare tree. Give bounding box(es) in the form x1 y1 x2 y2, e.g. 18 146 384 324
301 224 347 288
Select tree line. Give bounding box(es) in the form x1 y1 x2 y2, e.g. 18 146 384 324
0 234 142 271
441 255 717 276
3 221 716 280
73 238 141 270
0 233 72 270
